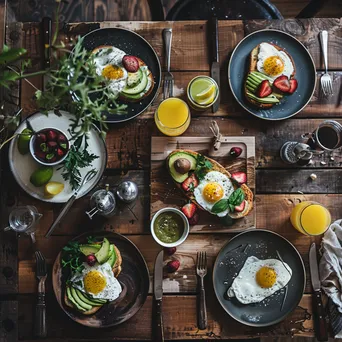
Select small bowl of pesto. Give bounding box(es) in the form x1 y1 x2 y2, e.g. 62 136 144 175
151 207 189 247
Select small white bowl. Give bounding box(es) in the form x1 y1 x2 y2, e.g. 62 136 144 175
29 128 70 167
151 207 190 248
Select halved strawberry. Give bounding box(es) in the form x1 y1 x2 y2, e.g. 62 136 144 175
288 79 298 94
122 55 139 73
273 75 291 93
188 212 199 225
234 201 246 212
181 174 198 192
231 171 247 185
256 80 272 98
181 203 196 219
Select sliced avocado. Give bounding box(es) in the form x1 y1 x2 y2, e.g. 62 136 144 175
107 245 117 268
79 244 101 256
66 287 86 312
127 68 143 87
71 287 92 311
95 238 110 264
168 152 197 183
122 68 148 95
83 293 107 304
75 288 103 307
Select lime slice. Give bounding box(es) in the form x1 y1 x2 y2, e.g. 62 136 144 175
44 181 64 198
30 166 53 187
17 128 32 155
195 84 216 101
196 92 216 106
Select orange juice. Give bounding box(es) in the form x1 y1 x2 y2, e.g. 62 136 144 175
155 98 190 136
290 201 331 236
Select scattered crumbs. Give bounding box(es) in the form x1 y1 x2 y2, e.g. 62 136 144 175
297 191 304 194
330 156 335 161
310 173 317 181
183 275 187 279
320 161 327 165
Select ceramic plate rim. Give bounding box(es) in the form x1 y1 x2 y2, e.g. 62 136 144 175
212 228 306 327
228 28 317 121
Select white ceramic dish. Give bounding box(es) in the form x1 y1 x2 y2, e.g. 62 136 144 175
9 111 107 203
150 207 189 248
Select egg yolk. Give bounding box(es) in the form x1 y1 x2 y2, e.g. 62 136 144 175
202 182 224 203
84 270 107 294
263 56 284 76
256 266 277 288
102 65 124 80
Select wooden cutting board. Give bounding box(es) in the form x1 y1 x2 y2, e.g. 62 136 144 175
151 136 256 233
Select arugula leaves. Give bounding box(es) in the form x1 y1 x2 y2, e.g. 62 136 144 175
211 188 245 214
194 154 212 180
61 241 84 273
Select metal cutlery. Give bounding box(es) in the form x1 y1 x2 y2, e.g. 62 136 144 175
319 30 333 96
45 169 97 237
35 250 47 338
309 243 328 341
209 16 220 113
162 28 174 99
196 251 208 330
153 250 164 342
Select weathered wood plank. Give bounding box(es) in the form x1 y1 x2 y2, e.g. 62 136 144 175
17 294 314 340
0 301 18 342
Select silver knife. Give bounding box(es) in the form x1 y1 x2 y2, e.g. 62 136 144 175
153 250 164 342
309 243 328 341
209 16 220 113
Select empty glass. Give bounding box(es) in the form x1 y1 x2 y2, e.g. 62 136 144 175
4 206 42 243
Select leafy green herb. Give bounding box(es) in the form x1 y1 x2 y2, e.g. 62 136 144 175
58 136 99 190
229 188 245 207
86 236 95 244
40 143 47 152
211 188 245 214
46 153 54 160
211 199 229 214
61 241 84 273
189 182 195 192
194 154 213 180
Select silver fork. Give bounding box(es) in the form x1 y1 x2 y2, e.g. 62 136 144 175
319 30 333 96
45 169 97 237
196 251 207 330
162 28 174 99
35 250 47 338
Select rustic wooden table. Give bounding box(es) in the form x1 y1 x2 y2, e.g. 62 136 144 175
1 17 342 341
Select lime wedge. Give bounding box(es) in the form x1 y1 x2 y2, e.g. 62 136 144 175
17 128 32 155
44 181 64 198
195 84 216 101
196 92 216 106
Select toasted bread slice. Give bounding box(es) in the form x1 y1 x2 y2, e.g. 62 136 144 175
245 43 296 109
167 149 254 219
112 244 123 277
64 291 102 315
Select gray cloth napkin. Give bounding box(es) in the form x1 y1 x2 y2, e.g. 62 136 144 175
319 219 342 337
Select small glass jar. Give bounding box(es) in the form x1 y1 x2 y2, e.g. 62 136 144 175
154 98 190 136
187 76 219 111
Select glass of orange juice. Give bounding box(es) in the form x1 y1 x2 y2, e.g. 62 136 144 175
290 201 331 236
154 98 190 136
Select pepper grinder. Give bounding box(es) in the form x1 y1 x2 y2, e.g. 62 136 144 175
280 141 321 165
86 184 116 219
116 181 138 203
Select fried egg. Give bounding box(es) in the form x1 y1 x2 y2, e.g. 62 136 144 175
193 171 234 217
93 46 128 97
70 262 122 301
227 256 292 304
257 42 294 79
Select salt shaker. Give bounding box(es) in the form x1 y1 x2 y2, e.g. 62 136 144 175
116 181 138 203
86 184 116 219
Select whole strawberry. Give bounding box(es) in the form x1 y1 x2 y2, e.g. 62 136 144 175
166 259 180 273
188 212 199 225
229 147 242 158
86 254 97 266
164 247 176 256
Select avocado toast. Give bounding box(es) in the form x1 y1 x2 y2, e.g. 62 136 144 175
62 237 123 315
167 150 253 219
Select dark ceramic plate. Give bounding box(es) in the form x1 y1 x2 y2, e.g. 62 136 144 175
213 229 306 327
228 29 316 120
52 231 150 328
80 28 161 123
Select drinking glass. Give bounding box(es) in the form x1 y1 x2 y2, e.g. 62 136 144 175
290 201 331 236
4 206 42 243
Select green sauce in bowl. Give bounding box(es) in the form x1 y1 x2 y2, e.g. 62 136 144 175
153 211 184 243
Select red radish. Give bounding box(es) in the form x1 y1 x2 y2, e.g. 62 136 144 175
56 148 64 157
36 133 46 144
57 134 67 143
166 260 180 273
273 75 291 93
35 151 46 160
86 254 97 266
47 141 57 149
288 79 298 94
164 247 176 256
181 174 199 192
234 201 246 212
181 203 196 219
229 147 243 158
122 55 139 73
231 171 247 185
188 212 199 225
47 130 57 141
256 80 272 98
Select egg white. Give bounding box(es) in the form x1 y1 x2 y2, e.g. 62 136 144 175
227 256 292 304
193 171 234 217
256 42 294 79
70 262 122 301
